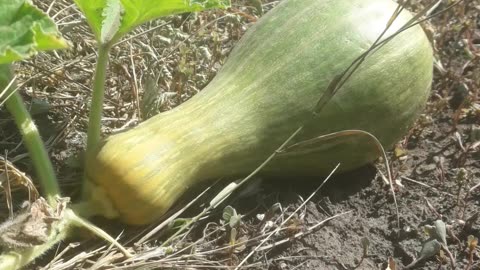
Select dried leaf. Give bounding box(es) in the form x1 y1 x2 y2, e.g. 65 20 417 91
467 235 478 251
0 197 67 249
385 257 396 270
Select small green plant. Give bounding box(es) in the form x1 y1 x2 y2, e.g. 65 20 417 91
0 0 229 268
222 206 247 262
405 220 455 269
352 237 370 269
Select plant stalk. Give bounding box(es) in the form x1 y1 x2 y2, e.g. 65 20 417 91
83 44 111 196
0 64 60 204
66 209 132 257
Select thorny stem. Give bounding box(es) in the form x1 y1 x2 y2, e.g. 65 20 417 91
0 64 60 204
83 44 111 197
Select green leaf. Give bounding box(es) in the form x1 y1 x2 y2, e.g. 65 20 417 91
222 205 236 222
74 0 230 44
418 239 441 261
433 220 447 247
101 0 124 44
229 212 241 228
360 237 370 256
168 218 192 230
0 0 68 64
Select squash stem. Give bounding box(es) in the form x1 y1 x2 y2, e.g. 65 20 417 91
83 44 111 197
66 209 132 257
0 64 60 204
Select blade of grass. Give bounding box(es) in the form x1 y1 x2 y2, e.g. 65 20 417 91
0 74 18 108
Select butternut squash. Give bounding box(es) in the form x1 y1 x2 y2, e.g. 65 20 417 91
86 0 433 225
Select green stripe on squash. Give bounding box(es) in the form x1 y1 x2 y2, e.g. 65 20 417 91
87 0 433 225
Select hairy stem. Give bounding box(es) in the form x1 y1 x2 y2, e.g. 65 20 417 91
66 209 132 257
0 64 60 204
83 44 111 196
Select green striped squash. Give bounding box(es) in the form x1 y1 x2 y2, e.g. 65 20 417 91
87 0 433 224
